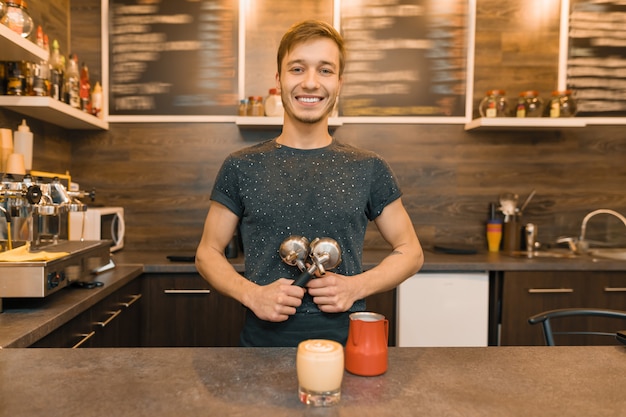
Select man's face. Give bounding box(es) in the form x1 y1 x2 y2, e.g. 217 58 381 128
277 37 342 124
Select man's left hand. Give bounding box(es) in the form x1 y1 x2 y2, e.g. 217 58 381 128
306 272 358 313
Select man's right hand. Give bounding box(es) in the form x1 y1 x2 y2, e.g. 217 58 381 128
247 278 306 322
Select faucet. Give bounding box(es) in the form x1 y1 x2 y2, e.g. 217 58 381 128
558 209 626 254
579 209 626 242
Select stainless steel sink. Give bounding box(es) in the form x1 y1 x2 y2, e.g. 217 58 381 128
533 250 580 259
587 249 626 261
508 248 626 261
507 249 579 259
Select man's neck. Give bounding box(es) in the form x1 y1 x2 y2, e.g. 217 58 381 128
276 116 332 149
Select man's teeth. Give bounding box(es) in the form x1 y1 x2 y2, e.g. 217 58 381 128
298 97 321 103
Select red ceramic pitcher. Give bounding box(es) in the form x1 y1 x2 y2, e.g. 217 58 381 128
345 312 388 376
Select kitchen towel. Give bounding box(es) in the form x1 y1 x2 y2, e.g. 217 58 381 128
0 244 69 262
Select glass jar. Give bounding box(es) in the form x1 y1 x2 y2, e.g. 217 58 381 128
264 88 283 117
515 90 543 118
479 90 509 118
0 0 34 38
237 98 248 116
547 90 577 118
247 96 264 116
5 61 26 96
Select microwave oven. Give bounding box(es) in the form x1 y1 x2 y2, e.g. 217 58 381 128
69 207 125 252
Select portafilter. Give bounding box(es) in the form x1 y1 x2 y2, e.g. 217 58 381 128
279 236 341 287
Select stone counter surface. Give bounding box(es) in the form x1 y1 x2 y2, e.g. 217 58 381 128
1 346 624 416
2 249 625 348
113 248 626 273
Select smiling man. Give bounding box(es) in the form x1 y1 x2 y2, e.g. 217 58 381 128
196 20 423 347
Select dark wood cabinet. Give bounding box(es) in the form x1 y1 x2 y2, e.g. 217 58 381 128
500 271 626 346
140 273 246 347
140 273 397 347
27 270 395 348
30 306 95 348
91 279 143 347
31 279 143 348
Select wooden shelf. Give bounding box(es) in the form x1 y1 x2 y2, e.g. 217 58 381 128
464 117 587 131
582 117 626 125
0 24 48 62
1 26 107 130
0 96 109 130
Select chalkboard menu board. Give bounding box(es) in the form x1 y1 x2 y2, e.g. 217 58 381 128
568 0 626 116
107 0 239 117
105 0 473 120
339 0 470 118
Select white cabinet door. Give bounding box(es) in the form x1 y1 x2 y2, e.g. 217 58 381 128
397 272 489 347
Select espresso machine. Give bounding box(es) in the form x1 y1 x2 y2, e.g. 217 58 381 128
0 171 95 249
0 172 111 309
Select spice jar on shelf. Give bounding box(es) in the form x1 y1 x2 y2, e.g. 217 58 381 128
247 96 264 116
515 90 543 118
547 90 577 117
237 98 248 116
479 90 509 118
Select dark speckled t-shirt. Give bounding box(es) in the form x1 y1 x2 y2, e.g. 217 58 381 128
210 138 401 345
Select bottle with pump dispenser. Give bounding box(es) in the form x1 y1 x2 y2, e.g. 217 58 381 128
13 119 33 171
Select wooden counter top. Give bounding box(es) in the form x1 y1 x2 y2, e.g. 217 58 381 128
1 346 624 416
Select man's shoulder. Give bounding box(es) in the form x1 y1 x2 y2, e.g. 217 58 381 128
332 140 384 162
229 139 277 159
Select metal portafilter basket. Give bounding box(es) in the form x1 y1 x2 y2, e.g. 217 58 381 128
279 236 342 287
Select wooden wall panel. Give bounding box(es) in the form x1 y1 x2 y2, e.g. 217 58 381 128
473 0 560 118
69 0 102 84
26 0 70 53
1 0 624 254
244 0 333 98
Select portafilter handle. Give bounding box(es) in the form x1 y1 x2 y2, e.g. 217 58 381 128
291 237 342 287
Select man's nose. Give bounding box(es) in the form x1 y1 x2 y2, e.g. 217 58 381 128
302 70 320 89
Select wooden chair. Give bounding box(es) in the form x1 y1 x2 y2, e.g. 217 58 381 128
528 308 626 346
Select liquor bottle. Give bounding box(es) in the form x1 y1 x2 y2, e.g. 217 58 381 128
64 54 80 108
79 62 91 113
32 34 50 97
36 25 44 48
49 40 64 101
